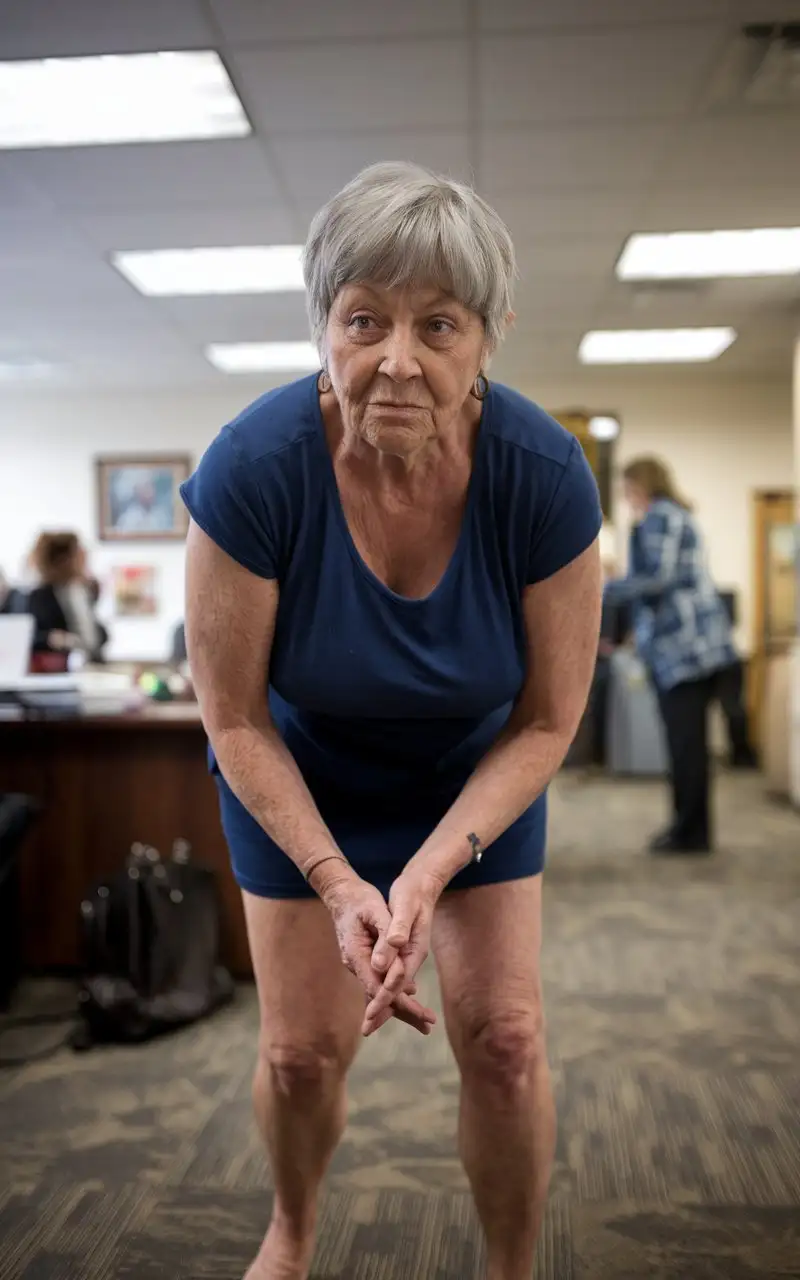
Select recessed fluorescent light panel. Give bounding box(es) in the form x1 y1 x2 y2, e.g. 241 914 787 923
579 328 736 364
205 342 319 374
617 228 800 280
112 246 305 296
0 51 250 149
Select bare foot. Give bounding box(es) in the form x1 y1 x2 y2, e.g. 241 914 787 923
244 1220 315 1280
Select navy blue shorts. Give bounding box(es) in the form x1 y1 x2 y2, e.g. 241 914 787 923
215 774 547 900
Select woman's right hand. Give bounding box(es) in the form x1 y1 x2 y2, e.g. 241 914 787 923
323 876 436 1037
48 629 81 651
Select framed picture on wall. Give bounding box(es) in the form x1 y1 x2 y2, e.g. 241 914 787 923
96 454 191 542
111 565 160 617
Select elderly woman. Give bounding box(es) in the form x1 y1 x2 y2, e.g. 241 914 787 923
182 162 602 1280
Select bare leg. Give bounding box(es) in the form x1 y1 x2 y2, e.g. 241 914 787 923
242 892 364 1280
433 877 554 1280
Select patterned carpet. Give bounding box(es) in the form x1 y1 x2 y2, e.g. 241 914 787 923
1 770 799 1279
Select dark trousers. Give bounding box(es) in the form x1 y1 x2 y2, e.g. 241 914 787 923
657 675 715 847
590 655 611 765
715 659 756 765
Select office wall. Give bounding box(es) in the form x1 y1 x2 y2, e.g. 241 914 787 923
0 372 792 659
791 338 800 807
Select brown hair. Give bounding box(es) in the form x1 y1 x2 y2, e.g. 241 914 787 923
31 532 82 587
621 456 693 511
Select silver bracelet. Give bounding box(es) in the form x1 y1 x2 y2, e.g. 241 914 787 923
467 832 484 864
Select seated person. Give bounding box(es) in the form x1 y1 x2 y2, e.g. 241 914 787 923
27 533 108 664
0 568 29 616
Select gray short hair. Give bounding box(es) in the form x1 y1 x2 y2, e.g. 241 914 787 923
303 162 516 355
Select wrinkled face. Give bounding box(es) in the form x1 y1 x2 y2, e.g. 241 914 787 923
623 479 649 520
324 281 488 456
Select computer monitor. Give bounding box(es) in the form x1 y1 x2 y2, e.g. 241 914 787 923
0 615 34 688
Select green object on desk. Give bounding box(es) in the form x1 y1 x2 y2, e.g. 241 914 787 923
139 672 173 702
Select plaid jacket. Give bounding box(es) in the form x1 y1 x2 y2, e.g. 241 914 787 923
605 499 736 691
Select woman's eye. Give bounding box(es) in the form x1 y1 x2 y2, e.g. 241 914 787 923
350 315 374 330
429 318 455 335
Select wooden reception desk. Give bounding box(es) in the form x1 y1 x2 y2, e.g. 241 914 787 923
0 703 252 977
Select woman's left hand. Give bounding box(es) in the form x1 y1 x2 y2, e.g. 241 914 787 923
364 869 442 1036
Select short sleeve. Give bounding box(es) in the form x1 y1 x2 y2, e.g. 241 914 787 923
526 437 603 584
180 426 279 579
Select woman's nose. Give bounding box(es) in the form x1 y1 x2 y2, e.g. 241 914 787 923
379 327 421 380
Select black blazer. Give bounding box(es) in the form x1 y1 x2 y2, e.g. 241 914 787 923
27 583 108 660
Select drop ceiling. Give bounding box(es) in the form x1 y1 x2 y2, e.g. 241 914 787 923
0 0 798 391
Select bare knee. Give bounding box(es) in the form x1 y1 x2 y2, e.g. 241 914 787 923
455 1004 547 1096
256 1035 349 1103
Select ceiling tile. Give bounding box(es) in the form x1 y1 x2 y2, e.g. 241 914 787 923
728 1 800 19
0 254 137 307
511 275 608 326
660 115 800 188
0 161 50 212
270 131 473 217
0 208 89 257
210 0 468 42
479 0 728 29
230 40 470 132
491 190 647 243
481 26 726 123
75 206 298 254
479 122 673 191
4 140 285 212
637 185 800 232
159 293 311 343
515 238 620 283
0 0 213 57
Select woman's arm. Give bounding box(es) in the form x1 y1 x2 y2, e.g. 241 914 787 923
407 539 602 890
604 507 690 603
185 521 356 896
187 520 436 1034
365 540 602 1030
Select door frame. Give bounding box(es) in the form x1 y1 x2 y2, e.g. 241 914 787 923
749 488 797 747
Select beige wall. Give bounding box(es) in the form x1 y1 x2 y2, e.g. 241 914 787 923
791 340 800 807
0 371 793 658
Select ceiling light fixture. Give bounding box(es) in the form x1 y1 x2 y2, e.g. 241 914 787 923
0 51 250 149
617 228 800 280
579 328 736 364
112 245 305 296
205 342 319 374
588 415 620 441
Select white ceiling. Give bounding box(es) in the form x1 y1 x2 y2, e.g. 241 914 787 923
0 0 798 392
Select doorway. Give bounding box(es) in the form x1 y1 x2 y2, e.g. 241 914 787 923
750 489 797 750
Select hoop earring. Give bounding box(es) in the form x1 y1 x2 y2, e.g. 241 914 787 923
317 369 332 394
471 372 489 401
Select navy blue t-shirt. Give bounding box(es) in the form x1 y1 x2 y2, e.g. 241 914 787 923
181 374 601 827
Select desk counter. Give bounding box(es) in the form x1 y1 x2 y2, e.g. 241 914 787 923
0 704 251 977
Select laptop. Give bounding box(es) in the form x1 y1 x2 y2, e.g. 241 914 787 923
0 614 76 693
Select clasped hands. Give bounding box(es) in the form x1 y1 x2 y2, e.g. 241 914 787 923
325 868 442 1037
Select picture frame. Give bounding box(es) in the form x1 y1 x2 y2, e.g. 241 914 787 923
96 454 191 542
111 565 160 617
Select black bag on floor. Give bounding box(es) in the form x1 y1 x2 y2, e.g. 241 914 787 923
73 840 234 1050
0 793 40 1011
